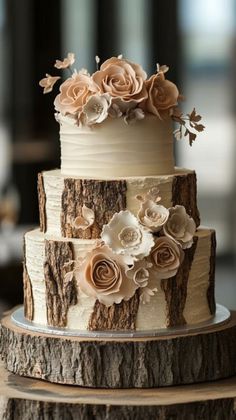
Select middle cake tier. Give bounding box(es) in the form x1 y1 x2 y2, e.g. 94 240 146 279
38 168 200 237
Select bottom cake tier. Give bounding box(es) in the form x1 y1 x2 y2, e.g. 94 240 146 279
23 227 216 331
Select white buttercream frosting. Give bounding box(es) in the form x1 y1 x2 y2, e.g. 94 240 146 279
184 228 212 324
60 115 175 178
25 228 214 330
25 230 47 325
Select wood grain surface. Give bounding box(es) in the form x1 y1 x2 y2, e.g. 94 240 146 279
1 309 236 389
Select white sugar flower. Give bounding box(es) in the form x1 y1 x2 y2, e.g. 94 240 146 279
82 93 112 125
101 210 154 264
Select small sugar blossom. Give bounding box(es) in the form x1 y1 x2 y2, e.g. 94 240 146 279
54 52 75 69
39 74 61 94
73 205 95 230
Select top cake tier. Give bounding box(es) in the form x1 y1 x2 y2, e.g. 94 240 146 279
59 115 175 178
40 54 205 179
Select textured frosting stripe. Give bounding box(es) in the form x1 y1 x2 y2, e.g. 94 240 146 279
41 168 199 237
60 115 175 177
183 229 214 324
43 172 64 236
25 231 47 325
24 228 215 330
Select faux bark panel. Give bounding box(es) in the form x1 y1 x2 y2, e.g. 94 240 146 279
61 179 127 239
37 173 47 233
23 263 34 321
88 290 140 331
44 240 77 327
207 230 216 314
1 311 236 388
161 236 198 327
172 172 200 227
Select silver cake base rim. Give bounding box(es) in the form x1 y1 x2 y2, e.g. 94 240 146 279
11 304 231 339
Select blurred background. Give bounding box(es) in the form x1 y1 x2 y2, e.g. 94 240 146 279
0 0 235 314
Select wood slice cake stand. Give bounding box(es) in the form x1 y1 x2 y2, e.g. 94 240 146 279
1 306 236 389
0 360 236 419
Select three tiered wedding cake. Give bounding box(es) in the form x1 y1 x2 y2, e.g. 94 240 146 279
23 53 215 333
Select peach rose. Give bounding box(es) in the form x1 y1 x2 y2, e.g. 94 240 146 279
150 236 184 279
54 73 98 116
74 244 138 307
92 57 148 111
141 72 179 118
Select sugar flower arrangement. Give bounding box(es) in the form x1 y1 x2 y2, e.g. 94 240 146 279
64 188 196 307
39 52 205 145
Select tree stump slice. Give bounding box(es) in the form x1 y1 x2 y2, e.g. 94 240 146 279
1 308 236 389
0 360 236 420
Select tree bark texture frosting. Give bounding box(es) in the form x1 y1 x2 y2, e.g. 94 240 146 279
61 178 127 239
172 172 200 227
23 263 34 321
88 290 140 331
59 115 175 178
39 168 200 238
38 173 47 233
44 240 77 327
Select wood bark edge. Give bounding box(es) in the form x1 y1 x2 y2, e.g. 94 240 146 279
23 263 34 321
44 240 77 327
1 397 236 420
61 179 127 239
1 311 236 388
207 230 216 314
172 172 200 227
88 290 140 331
37 173 47 233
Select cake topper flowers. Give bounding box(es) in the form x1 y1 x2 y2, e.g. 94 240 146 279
39 52 205 145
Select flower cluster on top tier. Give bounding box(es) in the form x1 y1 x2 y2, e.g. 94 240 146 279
65 188 197 307
39 53 205 145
